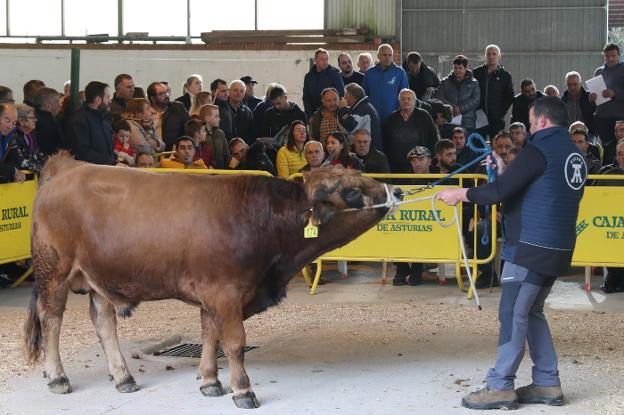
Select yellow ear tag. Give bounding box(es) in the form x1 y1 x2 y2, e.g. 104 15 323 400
304 218 319 238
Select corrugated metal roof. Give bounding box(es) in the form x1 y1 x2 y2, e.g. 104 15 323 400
325 0 396 38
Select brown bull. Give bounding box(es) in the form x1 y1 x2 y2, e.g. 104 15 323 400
24 152 402 409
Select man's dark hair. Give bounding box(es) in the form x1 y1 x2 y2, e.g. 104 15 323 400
184 118 204 138
520 78 535 89
452 55 468 67
210 78 227 95
406 52 422 65
85 81 109 104
114 74 133 89
435 138 456 154
175 135 195 147
493 130 513 145
229 137 246 150
34 87 59 109
0 86 13 103
530 96 569 127
146 82 163 100
112 119 131 133
268 85 286 102
451 126 465 136
603 42 621 54
23 80 45 103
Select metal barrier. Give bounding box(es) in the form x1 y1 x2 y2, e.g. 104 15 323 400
291 173 498 297
572 175 624 291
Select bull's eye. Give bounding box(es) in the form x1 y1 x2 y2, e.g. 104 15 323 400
341 187 364 209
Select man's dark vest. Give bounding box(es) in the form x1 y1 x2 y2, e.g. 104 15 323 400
513 126 587 275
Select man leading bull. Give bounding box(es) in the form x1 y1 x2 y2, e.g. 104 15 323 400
438 96 587 410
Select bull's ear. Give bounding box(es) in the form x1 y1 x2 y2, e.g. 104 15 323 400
341 187 364 209
309 202 335 226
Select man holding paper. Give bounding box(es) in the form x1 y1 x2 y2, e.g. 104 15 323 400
589 43 624 164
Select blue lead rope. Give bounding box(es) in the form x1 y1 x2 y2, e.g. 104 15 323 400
426 132 495 246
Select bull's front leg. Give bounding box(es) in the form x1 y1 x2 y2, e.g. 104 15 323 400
198 308 225 397
220 309 259 409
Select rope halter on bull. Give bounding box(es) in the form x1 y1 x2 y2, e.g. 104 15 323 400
340 133 495 310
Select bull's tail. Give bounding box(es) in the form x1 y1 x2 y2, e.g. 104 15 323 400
24 284 43 364
39 150 82 186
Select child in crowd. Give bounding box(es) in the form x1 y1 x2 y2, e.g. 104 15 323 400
184 118 213 168
112 119 135 166
199 104 230 169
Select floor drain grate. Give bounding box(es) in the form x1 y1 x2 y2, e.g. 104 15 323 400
154 343 256 359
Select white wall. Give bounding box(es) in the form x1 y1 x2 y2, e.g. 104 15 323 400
0 47 377 106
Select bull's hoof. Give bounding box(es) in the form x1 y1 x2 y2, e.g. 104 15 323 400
116 375 140 393
48 376 72 394
200 381 225 397
233 391 260 409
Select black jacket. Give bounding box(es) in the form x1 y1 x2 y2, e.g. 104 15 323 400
0 131 22 182
473 64 514 121
402 61 440 99
35 109 65 156
302 64 345 116
175 93 192 111
337 96 383 151
359 148 390 173
219 101 255 145
109 94 128 122
263 102 306 138
243 95 262 113
66 104 115 165
341 71 364 86
382 108 439 173
561 88 597 135
161 101 190 151
511 91 544 131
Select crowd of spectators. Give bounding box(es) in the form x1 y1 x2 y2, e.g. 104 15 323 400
0 42 623 290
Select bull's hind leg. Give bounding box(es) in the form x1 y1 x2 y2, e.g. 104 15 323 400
32 241 72 394
198 309 225 397
40 284 72 394
220 310 259 409
88 291 139 393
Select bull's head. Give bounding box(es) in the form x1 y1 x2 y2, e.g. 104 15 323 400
303 165 403 225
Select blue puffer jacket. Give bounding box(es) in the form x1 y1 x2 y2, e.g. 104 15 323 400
435 70 481 129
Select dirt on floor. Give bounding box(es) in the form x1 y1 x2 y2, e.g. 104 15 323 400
2 296 624 414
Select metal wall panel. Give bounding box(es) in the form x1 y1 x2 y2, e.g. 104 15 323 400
402 0 607 95
325 0 396 37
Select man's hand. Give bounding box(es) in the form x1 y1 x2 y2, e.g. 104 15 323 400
13 169 26 183
339 97 349 109
228 156 241 169
452 106 461 116
437 188 468 206
588 92 597 102
602 88 615 98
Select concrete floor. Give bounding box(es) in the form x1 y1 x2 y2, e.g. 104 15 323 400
1 264 623 415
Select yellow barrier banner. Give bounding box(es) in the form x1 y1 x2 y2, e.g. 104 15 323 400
573 185 624 267
323 185 461 262
0 175 37 264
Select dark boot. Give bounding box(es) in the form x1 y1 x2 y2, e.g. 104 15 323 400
461 387 519 410
600 274 618 293
393 263 409 286
408 263 423 286
515 384 564 406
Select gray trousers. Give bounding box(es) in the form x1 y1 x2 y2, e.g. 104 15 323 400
486 262 561 391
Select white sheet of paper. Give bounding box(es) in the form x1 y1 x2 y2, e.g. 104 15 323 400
451 114 462 125
475 109 489 129
585 75 611 106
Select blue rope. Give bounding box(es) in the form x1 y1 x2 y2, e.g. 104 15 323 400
426 132 494 245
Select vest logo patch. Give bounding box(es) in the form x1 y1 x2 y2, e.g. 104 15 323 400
564 153 588 190
387 76 397 86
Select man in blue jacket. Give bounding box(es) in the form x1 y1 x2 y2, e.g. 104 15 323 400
302 48 344 117
362 44 408 122
439 96 587 410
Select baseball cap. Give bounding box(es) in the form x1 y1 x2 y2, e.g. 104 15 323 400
240 76 258 84
407 146 431 160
